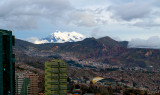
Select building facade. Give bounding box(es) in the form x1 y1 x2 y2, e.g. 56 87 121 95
15 72 39 95
15 73 25 95
0 29 15 95
28 74 39 95
45 59 67 95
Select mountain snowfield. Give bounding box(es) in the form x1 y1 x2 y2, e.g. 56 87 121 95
31 31 85 44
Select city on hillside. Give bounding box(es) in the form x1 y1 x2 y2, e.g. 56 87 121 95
1 29 160 95
1 0 160 95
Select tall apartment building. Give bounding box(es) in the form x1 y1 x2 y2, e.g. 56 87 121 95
0 29 15 95
28 74 39 95
15 72 38 95
45 59 67 95
15 74 25 95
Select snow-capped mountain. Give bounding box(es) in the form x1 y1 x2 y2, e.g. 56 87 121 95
32 31 85 44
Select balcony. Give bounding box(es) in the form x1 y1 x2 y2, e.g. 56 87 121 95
51 85 59 91
59 68 66 73
51 68 59 74
59 85 67 90
51 80 59 85
59 62 66 67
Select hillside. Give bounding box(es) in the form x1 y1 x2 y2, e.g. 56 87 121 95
14 37 160 70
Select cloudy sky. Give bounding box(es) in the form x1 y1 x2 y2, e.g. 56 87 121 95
0 0 160 47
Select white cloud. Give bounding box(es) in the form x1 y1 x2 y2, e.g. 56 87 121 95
110 1 151 21
128 36 160 49
133 19 160 27
0 0 72 30
27 37 49 44
68 9 96 27
67 8 116 27
0 0 160 33
67 0 160 28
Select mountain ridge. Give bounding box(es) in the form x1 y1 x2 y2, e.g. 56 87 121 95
14 36 160 70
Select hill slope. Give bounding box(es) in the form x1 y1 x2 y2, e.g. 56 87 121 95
14 37 160 69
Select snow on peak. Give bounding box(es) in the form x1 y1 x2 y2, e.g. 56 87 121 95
46 31 85 43
30 31 85 44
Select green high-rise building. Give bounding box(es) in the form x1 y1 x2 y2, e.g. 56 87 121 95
0 29 15 95
45 59 67 95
